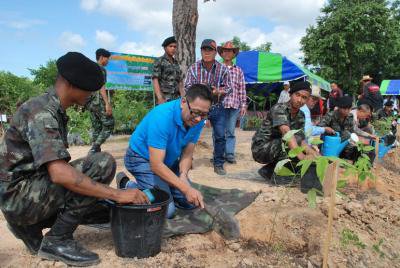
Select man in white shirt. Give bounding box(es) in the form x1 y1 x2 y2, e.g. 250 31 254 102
277 81 290 103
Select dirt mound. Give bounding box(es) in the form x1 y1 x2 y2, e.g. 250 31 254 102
1 129 400 268
237 191 325 255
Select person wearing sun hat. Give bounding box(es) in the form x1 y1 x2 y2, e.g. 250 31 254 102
0 52 149 266
218 40 247 164
358 75 383 112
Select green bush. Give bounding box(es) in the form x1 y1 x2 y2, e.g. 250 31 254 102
372 116 396 136
0 71 44 114
67 107 92 144
64 91 153 144
112 90 152 134
1 60 155 142
242 115 263 131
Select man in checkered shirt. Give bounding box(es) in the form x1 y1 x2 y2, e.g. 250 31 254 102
217 41 247 164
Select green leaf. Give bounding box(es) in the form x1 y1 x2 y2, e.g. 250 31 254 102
307 188 317 209
343 167 356 177
276 166 296 176
363 145 375 152
316 157 329 182
282 129 300 142
299 159 313 178
310 138 324 145
337 180 347 189
274 159 292 174
288 146 305 158
358 172 367 182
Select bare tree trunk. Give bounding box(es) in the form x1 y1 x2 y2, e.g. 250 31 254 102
172 0 198 79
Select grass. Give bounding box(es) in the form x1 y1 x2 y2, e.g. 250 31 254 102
339 228 366 249
372 239 385 258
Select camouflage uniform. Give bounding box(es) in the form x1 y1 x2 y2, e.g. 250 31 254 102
0 89 116 225
152 53 182 100
251 102 306 165
85 65 115 146
376 108 394 120
318 110 358 160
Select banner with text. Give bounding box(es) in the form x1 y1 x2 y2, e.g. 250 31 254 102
105 52 157 91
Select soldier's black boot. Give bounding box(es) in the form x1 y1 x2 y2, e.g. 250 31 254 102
38 213 100 267
4 213 44 255
258 165 274 180
88 144 101 155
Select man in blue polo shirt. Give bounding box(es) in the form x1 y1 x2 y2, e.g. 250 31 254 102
119 84 212 218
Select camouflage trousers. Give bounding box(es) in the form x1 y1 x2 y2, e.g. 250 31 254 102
251 138 287 165
86 99 115 146
252 136 303 165
0 152 116 225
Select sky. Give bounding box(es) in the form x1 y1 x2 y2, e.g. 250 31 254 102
0 0 326 77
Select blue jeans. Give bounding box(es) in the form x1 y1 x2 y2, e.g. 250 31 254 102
124 147 195 219
208 104 226 167
224 108 240 160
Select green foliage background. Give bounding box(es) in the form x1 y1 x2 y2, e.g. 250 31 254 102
0 60 152 144
301 0 400 94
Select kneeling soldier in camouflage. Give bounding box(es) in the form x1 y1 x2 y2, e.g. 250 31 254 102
0 52 148 266
251 81 319 183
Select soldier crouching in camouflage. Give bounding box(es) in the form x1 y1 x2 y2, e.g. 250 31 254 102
251 81 320 188
152 36 184 104
0 52 149 266
318 96 375 162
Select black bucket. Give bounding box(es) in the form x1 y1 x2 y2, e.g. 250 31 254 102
109 188 171 258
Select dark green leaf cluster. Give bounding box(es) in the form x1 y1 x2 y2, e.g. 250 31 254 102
301 0 400 93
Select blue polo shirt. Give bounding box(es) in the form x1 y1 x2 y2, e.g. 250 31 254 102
129 99 205 167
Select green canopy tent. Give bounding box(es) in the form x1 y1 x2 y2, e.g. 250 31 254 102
233 51 331 92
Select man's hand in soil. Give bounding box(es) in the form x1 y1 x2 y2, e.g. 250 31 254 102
183 186 204 209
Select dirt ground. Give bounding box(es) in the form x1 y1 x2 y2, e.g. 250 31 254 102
1 128 400 268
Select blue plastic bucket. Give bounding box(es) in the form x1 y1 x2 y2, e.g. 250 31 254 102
378 142 392 159
322 134 348 157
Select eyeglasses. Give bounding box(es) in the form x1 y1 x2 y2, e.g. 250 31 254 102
201 47 215 52
186 98 208 119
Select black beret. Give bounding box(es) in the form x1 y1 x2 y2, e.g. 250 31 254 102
96 48 111 58
162 36 176 47
290 81 312 94
336 96 353 108
385 100 394 107
357 98 373 110
56 52 105 92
